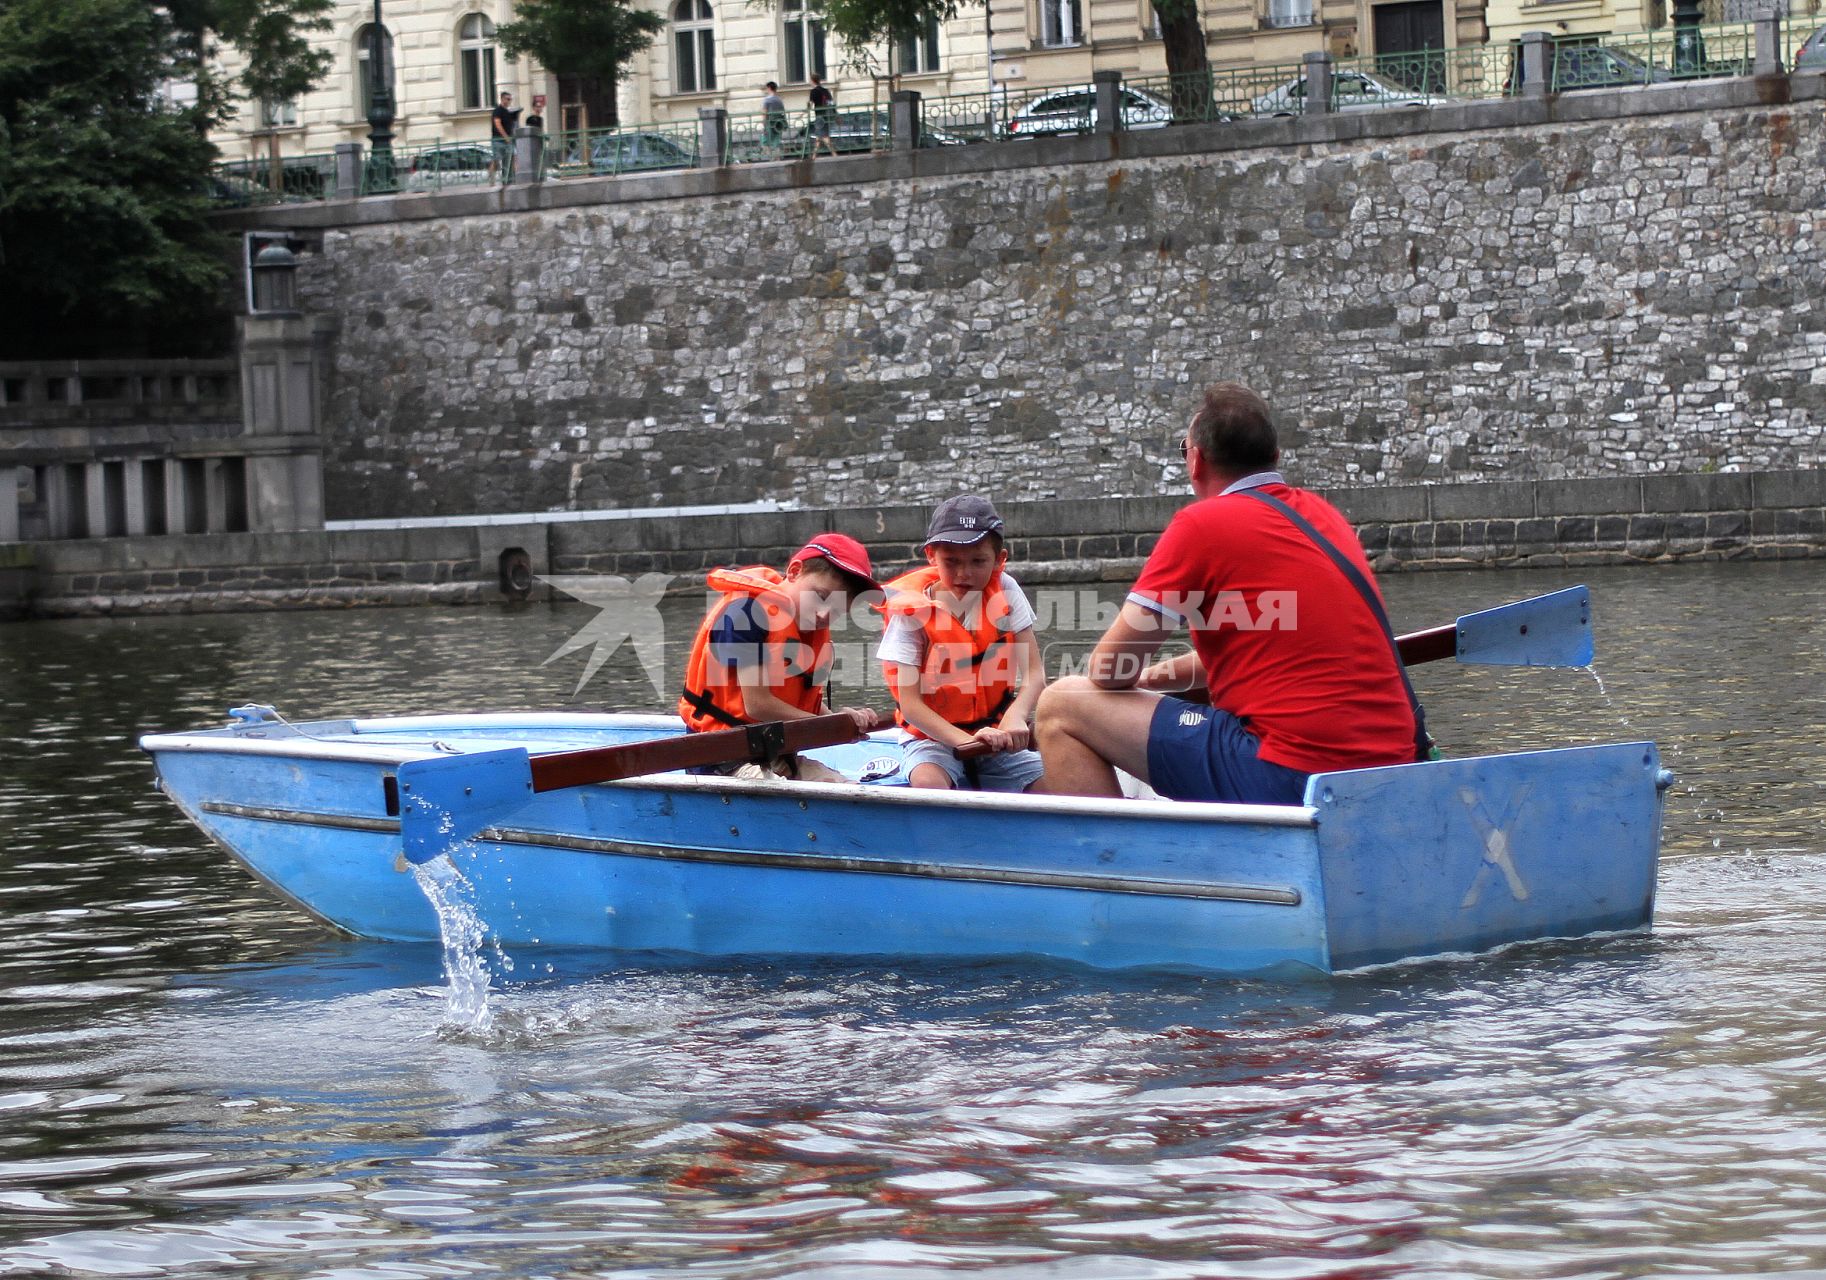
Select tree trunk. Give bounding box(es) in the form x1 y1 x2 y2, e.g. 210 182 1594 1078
1155 0 1213 121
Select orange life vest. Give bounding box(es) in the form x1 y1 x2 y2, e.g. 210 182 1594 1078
678 566 831 732
880 566 1019 738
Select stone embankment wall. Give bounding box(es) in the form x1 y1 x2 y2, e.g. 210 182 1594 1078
11 469 1823 619
231 75 1826 521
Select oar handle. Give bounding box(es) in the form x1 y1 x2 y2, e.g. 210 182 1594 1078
529 713 868 791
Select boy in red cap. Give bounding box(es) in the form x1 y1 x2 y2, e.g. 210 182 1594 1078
878 496 1047 792
679 533 881 781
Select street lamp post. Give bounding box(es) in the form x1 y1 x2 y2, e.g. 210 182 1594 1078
365 0 397 191
1671 0 1706 76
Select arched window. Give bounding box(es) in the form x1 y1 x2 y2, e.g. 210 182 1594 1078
355 24 395 113
673 0 716 94
783 0 825 84
895 15 940 74
458 14 498 110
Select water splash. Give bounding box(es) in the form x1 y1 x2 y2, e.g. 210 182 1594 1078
411 854 496 1036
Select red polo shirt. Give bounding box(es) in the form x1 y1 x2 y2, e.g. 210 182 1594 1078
1129 483 1417 774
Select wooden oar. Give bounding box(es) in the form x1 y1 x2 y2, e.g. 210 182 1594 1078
395 712 875 866
529 712 877 791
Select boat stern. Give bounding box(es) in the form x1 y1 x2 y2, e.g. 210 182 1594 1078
1310 742 1668 971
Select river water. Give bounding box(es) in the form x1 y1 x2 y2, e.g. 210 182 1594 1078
1 561 1823 1278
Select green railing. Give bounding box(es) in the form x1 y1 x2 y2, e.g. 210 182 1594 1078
1129 64 1305 121
918 90 1002 144
543 122 702 179
207 21 1784 203
1559 19 1762 89
725 107 808 163
1350 43 1513 102
209 152 337 206
366 139 499 194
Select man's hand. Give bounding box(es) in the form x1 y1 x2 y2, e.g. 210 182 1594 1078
840 706 882 732
993 715 1032 752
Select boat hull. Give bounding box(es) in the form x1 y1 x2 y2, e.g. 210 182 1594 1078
143 713 1666 976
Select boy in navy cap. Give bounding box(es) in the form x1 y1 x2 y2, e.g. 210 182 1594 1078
878 496 1047 791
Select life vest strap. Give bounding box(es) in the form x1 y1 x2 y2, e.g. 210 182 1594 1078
679 684 747 729
949 687 1017 733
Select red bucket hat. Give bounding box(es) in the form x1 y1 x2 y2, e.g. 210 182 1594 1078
789 532 880 595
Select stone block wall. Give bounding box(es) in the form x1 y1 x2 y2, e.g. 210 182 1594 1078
236 77 1826 521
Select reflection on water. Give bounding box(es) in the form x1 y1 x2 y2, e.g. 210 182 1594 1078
0 560 1823 1278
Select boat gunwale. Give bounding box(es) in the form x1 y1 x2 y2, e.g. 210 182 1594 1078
140 729 1319 828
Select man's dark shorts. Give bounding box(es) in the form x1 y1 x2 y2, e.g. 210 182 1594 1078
1145 696 1309 805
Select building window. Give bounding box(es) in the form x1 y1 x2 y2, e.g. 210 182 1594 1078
673 0 716 94
458 14 498 110
896 15 940 74
258 98 298 128
1041 0 1082 47
355 24 395 112
1265 0 1314 27
783 0 826 83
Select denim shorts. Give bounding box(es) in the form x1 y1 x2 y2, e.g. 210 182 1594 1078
902 734 1045 793
1145 696 1309 806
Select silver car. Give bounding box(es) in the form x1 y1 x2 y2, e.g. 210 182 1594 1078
1001 85 1177 138
1251 69 1453 115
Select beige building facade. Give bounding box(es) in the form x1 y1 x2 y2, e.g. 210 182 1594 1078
212 0 1496 161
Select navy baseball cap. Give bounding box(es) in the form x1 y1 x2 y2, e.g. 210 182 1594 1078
923 495 1005 548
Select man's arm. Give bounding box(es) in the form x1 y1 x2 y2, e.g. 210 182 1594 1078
1137 650 1205 694
1083 600 1177 691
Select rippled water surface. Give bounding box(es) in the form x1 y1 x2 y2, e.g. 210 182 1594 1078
1 561 1823 1278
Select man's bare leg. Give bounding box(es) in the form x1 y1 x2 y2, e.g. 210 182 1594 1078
1033 677 1161 798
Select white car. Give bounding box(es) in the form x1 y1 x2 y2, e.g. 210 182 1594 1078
1251 69 1454 116
1001 85 1179 138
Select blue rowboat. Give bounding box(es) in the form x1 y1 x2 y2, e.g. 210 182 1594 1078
138 586 1669 976
139 718 1668 978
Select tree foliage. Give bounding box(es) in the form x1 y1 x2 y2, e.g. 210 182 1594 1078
815 0 969 56
0 0 229 354
165 0 336 123
497 0 667 89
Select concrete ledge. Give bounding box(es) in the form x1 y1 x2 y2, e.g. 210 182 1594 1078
11 468 1822 618
1427 483 1536 520
1535 477 1646 516
1642 472 1754 512
1324 485 1430 524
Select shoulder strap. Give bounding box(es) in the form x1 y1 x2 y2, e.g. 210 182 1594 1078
1235 489 1431 764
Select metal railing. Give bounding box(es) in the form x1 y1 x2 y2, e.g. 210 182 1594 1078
543 122 702 179
205 17 1791 206
211 153 337 206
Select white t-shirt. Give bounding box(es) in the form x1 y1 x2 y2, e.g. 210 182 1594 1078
877 573 1036 667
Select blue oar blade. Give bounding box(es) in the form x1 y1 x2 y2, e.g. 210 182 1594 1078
396 748 536 866
1456 585 1593 667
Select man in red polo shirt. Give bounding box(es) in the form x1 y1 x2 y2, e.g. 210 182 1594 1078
1034 382 1425 804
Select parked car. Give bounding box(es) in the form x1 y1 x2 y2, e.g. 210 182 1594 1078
1251 68 1455 115
1000 85 1179 138
1793 25 1826 69
1505 41 1674 93
572 130 699 175
402 143 494 191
